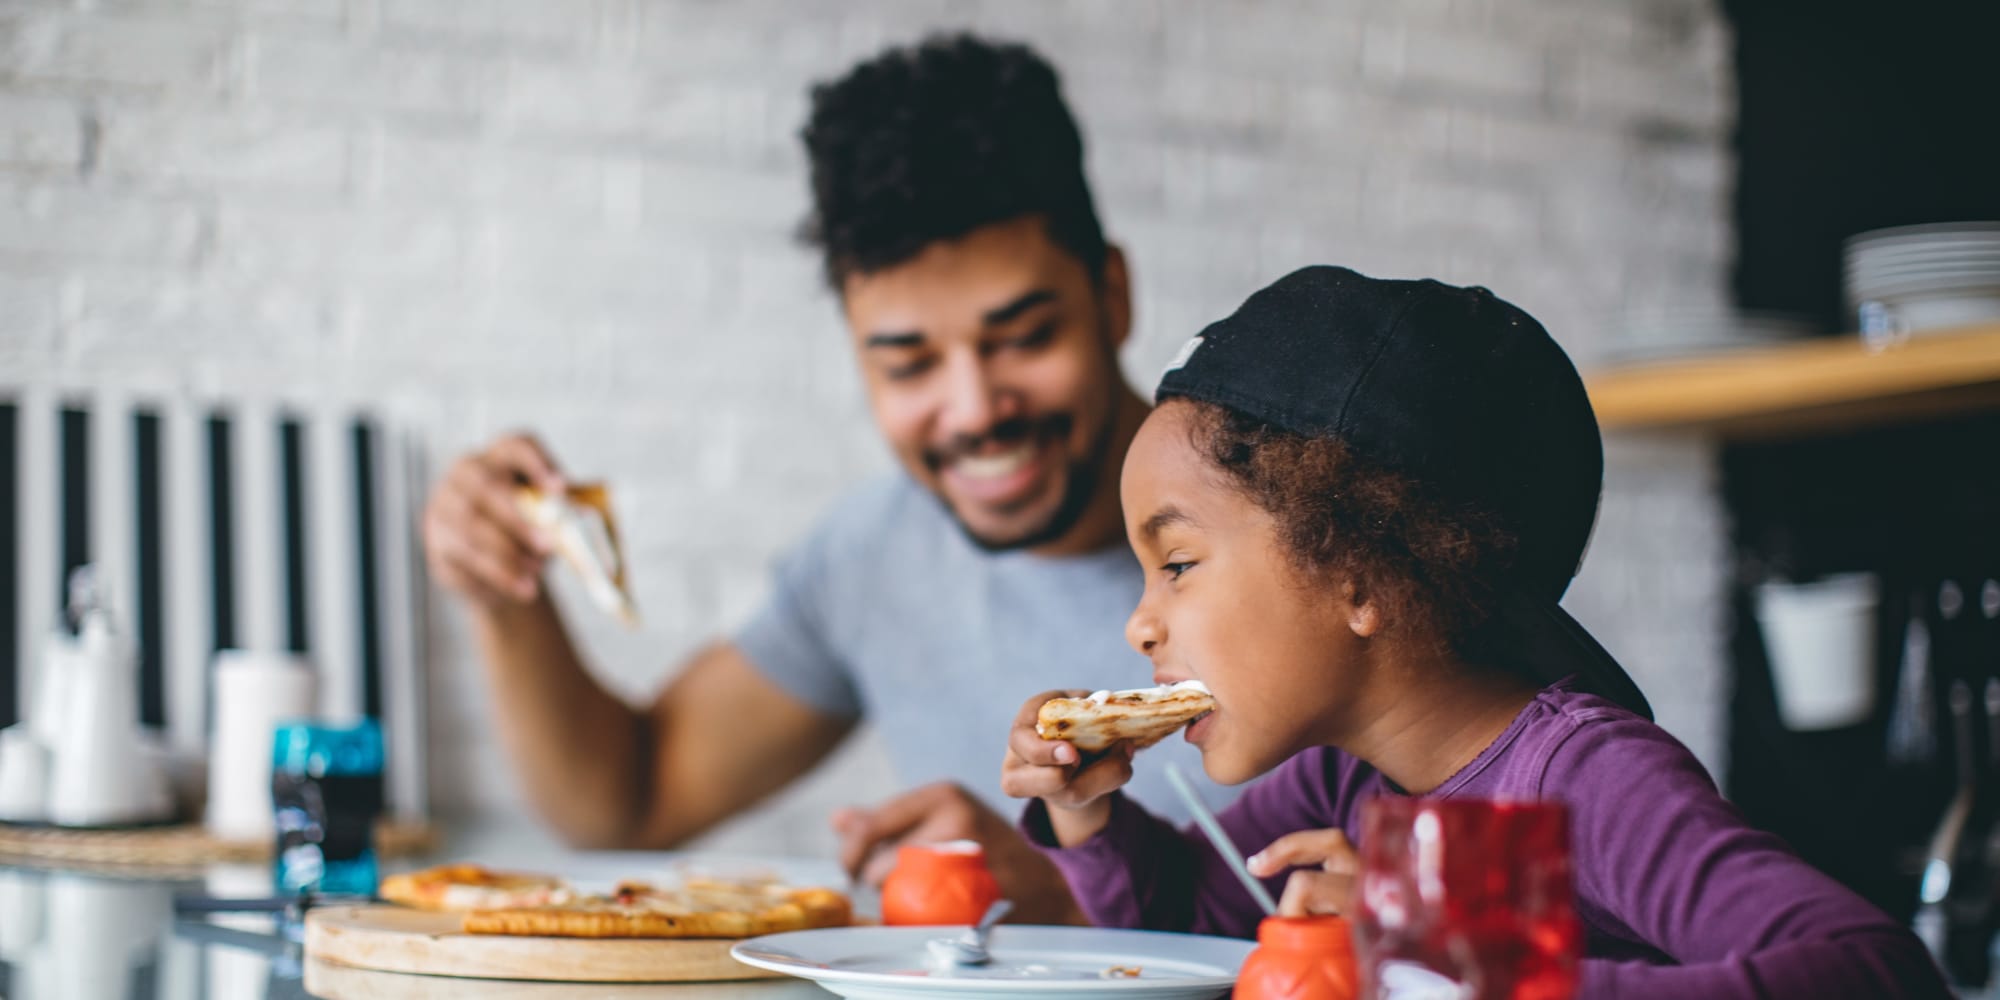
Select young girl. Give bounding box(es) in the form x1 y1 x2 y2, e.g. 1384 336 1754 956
1002 267 1947 998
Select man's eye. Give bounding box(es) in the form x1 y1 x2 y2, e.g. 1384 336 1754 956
884 357 934 381
1010 322 1057 349
986 322 1057 356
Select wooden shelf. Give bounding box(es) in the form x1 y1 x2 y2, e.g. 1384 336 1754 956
1586 323 2000 437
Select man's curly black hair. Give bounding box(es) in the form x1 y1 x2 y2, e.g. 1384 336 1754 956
798 33 1109 292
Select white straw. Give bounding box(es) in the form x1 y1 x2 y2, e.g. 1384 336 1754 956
1164 762 1279 916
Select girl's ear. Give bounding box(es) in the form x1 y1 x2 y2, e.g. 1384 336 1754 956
1341 580 1383 638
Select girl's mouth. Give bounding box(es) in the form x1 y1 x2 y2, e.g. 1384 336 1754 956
1185 709 1216 744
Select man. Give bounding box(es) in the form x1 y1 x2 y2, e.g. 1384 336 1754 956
421 35 1229 922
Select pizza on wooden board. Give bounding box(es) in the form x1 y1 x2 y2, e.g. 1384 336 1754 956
463 877 852 939
379 865 851 939
1036 680 1216 752
378 863 571 912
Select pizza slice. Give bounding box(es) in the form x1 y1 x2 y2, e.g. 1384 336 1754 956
378 862 573 912
461 877 852 939
515 482 639 626
1035 680 1216 752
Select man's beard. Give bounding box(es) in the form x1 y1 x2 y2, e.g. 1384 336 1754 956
924 409 1116 553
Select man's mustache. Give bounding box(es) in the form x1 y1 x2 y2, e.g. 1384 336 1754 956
923 414 1074 471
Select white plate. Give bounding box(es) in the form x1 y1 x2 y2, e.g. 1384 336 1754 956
1851 261 2000 281
1850 277 2000 301
1849 242 2000 259
1846 222 2000 251
1848 256 2000 279
1849 240 2000 259
1874 293 2000 333
730 925 1253 1000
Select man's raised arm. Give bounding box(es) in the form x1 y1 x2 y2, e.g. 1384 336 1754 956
423 434 853 848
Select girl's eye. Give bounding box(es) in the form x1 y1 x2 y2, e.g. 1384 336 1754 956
1162 561 1194 580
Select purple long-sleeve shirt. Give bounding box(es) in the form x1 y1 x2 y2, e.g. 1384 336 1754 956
1023 680 1949 998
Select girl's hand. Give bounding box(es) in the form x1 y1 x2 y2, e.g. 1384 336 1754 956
1001 690 1136 846
1247 828 1360 916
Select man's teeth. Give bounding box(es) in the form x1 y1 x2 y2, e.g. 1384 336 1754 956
952 442 1037 479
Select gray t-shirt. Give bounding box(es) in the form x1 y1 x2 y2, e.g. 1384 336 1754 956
735 473 1238 823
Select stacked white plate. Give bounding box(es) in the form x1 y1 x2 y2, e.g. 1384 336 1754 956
1845 222 2000 335
1603 308 1818 365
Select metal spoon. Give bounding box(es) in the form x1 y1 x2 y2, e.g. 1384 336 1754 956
926 898 1013 967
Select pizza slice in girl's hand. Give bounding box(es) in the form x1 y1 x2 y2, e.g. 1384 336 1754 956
378 863 573 912
1036 680 1215 753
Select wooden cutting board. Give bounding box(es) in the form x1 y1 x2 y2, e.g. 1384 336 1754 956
303 905 779 982
301 957 816 999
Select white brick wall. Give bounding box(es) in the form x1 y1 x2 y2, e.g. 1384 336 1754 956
0 94 81 172
0 0 1736 856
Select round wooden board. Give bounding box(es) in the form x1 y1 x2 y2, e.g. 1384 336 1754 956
302 958 814 999
303 905 779 983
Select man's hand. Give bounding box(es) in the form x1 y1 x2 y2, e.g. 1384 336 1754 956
423 433 564 607
830 781 1088 926
1247 828 1359 916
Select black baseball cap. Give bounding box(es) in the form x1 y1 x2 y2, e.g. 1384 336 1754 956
1156 265 1651 720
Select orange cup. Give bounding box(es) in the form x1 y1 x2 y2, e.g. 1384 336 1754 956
1235 914 1361 1000
880 840 1002 926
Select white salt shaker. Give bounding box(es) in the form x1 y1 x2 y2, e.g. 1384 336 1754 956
204 650 317 841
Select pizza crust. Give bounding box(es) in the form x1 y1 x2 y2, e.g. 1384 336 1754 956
383 865 851 939
379 863 572 912
462 884 852 939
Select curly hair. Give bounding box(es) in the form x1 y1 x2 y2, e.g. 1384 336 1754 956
798 33 1108 291
1181 400 1521 658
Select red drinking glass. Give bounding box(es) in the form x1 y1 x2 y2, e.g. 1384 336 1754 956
1353 798 1580 1000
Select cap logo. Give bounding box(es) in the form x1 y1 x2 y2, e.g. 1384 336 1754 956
1163 335 1204 376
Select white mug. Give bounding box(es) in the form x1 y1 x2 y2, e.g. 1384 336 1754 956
1756 574 1880 731
204 650 317 841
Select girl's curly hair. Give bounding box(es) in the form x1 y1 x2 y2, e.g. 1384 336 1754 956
1182 400 1521 658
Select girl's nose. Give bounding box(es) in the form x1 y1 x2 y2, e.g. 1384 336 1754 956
1125 604 1163 656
